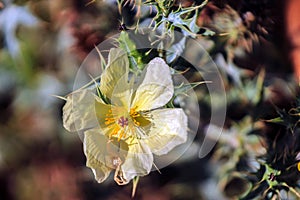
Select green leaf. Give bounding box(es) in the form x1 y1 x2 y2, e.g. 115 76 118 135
161 8 200 37
117 31 143 72
149 0 214 38
264 117 284 124
262 164 280 187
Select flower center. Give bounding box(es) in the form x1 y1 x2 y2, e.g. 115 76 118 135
105 108 127 140
104 106 151 141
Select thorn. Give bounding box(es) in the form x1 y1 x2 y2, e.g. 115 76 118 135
94 45 107 70
153 162 162 174
51 94 67 101
85 0 96 7
132 176 140 198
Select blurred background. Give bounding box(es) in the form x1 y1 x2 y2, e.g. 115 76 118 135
0 0 300 199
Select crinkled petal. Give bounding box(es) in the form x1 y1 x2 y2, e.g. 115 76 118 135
146 109 188 156
84 129 128 183
84 129 112 183
131 57 173 111
99 48 130 99
120 139 153 182
86 156 112 183
63 89 111 132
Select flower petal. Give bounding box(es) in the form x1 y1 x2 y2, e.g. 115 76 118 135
120 139 153 182
84 129 112 183
110 74 134 110
146 108 188 156
99 48 130 100
63 89 111 132
84 129 128 183
131 58 173 111
86 156 112 183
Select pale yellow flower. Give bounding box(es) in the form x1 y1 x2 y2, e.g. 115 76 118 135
63 48 188 184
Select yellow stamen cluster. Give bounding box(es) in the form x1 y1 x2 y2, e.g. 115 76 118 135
105 109 126 141
105 110 115 125
130 106 141 126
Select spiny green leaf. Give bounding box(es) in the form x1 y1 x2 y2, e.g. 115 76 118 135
262 164 281 187
149 0 213 38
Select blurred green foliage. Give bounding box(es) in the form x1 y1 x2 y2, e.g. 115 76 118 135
0 0 299 199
